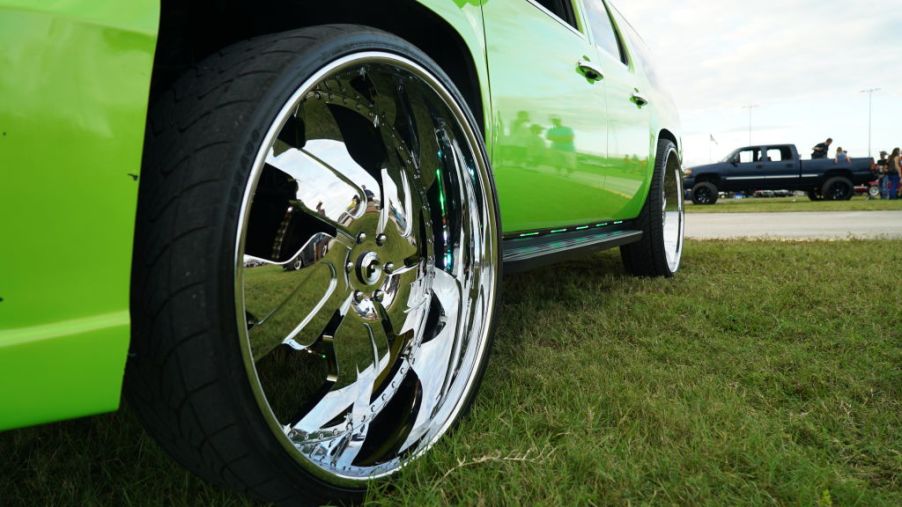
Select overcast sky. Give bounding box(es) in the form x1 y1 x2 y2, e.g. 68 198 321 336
614 0 902 166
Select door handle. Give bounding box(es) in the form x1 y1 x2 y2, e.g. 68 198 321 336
631 90 649 107
577 59 604 82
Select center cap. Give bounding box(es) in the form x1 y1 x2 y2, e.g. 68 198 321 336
356 251 382 285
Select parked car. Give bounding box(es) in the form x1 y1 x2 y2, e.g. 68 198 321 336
0 1 684 504
685 144 875 204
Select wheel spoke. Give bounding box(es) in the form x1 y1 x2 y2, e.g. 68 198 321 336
399 269 462 451
289 315 390 441
244 233 353 360
266 140 369 234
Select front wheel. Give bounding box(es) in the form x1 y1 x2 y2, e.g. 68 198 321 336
127 25 502 505
691 181 719 205
621 138 685 277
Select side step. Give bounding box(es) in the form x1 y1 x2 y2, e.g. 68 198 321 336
503 228 643 274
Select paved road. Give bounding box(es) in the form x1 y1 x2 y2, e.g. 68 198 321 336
686 211 902 240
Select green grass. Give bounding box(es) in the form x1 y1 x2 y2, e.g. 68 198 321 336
687 196 902 213
2 240 900 506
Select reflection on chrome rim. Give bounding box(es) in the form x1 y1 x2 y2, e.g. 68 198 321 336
233 53 498 485
662 150 684 272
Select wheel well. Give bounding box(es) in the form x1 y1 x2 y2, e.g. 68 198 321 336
151 0 485 135
693 174 720 187
823 169 853 180
658 129 679 157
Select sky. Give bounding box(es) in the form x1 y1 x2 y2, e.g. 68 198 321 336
614 0 902 167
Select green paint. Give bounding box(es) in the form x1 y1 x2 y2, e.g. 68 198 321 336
0 0 158 430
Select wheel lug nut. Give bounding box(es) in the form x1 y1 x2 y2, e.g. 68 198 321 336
384 262 395 274
376 234 387 246
354 291 365 302
356 232 367 244
373 290 385 302
345 262 354 273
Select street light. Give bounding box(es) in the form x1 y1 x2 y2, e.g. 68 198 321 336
742 105 759 146
860 88 880 158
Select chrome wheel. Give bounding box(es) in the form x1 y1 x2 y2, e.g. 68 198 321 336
662 151 684 272
234 52 499 484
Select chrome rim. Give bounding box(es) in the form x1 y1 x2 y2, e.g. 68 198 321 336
234 52 498 484
662 150 684 272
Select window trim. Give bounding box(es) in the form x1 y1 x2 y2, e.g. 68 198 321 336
526 0 586 39
578 0 633 69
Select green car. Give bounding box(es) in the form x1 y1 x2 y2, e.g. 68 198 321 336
0 0 684 503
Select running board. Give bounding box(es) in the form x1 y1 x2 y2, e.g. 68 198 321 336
503 229 643 274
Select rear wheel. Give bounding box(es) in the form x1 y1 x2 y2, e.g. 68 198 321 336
691 181 718 205
127 25 502 505
621 138 684 278
822 176 854 201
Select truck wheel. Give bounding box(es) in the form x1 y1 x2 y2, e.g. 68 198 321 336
807 190 823 201
621 138 685 277
691 181 719 205
822 177 853 201
127 25 502 505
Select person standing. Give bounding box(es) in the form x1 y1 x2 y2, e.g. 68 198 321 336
811 138 833 159
876 151 889 199
887 148 901 200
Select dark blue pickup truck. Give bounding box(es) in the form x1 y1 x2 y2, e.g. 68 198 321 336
684 144 875 204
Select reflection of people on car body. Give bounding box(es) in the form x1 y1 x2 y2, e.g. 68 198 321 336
546 117 576 174
811 138 832 159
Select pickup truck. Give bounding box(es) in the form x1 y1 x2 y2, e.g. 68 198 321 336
684 144 875 204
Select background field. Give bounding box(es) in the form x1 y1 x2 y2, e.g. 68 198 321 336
686 196 902 214
2 240 900 506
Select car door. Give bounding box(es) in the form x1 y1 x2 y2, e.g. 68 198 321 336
759 146 799 189
482 0 609 234
722 147 765 191
579 0 652 220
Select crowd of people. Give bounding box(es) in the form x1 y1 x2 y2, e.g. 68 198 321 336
812 138 901 199
876 148 901 200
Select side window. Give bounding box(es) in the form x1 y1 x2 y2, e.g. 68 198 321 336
766 149 783 162
738 149 759 164
581 0 628 64
533 0 579 30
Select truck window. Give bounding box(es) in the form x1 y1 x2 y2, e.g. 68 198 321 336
765 147 792 162
738 149 760 164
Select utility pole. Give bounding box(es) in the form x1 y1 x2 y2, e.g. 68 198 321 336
742 105 759 146
860 88 880 158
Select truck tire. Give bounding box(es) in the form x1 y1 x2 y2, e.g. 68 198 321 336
691 181 719 205
822 177 853 201
127 25 503 505
621 138 685 277
807 190 823 201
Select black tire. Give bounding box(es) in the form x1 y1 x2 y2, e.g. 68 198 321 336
282 256 303 272
691 181 719 205
127 25 502 506
807 190 823 201
621 138 684 278
822 176 854 201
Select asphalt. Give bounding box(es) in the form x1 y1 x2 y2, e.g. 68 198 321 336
686 211 902 240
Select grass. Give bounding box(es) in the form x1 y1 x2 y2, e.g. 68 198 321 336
2 240 900 506
686 196 902 214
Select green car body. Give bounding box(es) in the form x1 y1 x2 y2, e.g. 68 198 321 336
0 0 679 431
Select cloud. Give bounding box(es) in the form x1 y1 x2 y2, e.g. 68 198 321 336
613 0 902 165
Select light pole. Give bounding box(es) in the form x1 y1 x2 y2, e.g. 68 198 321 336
860 88 880 158
742 105 759 146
